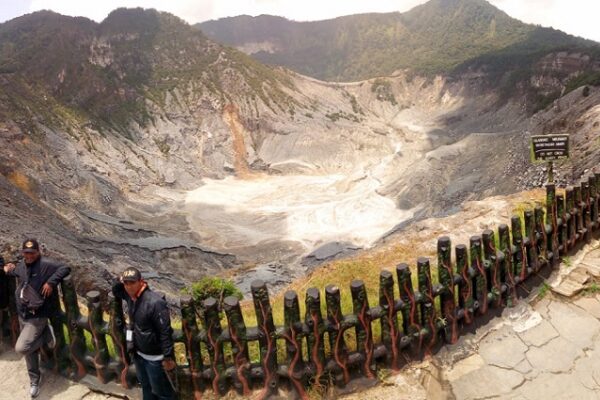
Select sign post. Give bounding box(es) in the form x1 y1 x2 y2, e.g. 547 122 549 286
531 134 569 184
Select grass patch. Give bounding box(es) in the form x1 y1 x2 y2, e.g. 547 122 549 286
537 282 550 299
583 282 600 296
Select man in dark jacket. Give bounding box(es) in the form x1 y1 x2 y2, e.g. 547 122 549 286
113 267 177 400
2 238 70 398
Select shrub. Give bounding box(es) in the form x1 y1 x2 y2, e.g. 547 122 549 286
185 277 243 306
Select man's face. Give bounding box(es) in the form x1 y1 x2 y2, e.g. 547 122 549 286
22 250 40 265
123 279 143 299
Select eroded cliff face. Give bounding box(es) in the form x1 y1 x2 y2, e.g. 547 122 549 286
0 67 533 295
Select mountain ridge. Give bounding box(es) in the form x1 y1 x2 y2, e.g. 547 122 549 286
0 4 599 299
198 0 598 81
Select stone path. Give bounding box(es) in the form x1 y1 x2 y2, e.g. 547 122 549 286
432 241 600 400
0 348 123 400
343 241 600 400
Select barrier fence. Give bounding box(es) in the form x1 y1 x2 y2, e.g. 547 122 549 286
1 174 599 399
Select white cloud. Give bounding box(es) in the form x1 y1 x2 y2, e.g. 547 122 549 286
10 1 598 42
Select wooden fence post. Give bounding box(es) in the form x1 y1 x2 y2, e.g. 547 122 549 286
378 271 402 368
251 280 278 397
574 185 584 243
588 174 598 230
284 290 309 398
511 216 527 283
455 244 473 324
524 210 539 273
305 288 326 386
534 206 549 266
202 297 227 395
87 291 111 384
557 193 567 254
417 258 437 353
44 299 68 373
437 237 458 344
351 280 375 378
108 292 130 389
483 230 502 308
180 295 204 400
546 183 560 265
223 296 251 396
469 237 488 315
583 179 593 242
592 171 600 228
566 187 576 248
397 264 419 345
498 224 517 306
6 277 18 346
61 275 87 379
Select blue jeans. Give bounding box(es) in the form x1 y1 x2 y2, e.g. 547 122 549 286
134 354 177 400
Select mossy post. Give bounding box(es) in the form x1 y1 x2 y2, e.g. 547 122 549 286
87 291 111 384
455 244 473 324
202 297 227 395
498 224 517 306
592 171 600 227
589 174 598 229
223 296 251 396
108 292 131 389
397 263 420 343
326 285 350 385
534 207 548 266
250 280 278 398
305 288 326 386
285 290 309 397
417 258 437 353
378 271 402 369
44 296 68 373
524 210 539 273
437 237 458 344
546 183 559 263
511 216 527 283
6 276 18 346
469 237 487 315
483 230 502 308
582 179 592 242
574 185 583 242
351 280 375 378
557 193 567 254
61 275 87 379
180 295 204 399
566 187 576 248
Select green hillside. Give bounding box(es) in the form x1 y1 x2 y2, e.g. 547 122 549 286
198 0 597 81
0 8 294 136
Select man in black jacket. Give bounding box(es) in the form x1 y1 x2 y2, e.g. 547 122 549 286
2 238 70 398
113 267 177 400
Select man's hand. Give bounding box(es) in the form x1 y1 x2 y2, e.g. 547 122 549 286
41 283 53 298
162 358 176 371
3 263 15 274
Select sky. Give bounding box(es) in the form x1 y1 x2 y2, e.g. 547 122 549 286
1 0 599 43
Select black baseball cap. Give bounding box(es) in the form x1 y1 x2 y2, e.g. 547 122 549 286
22 238 40 253
121 267 142 282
